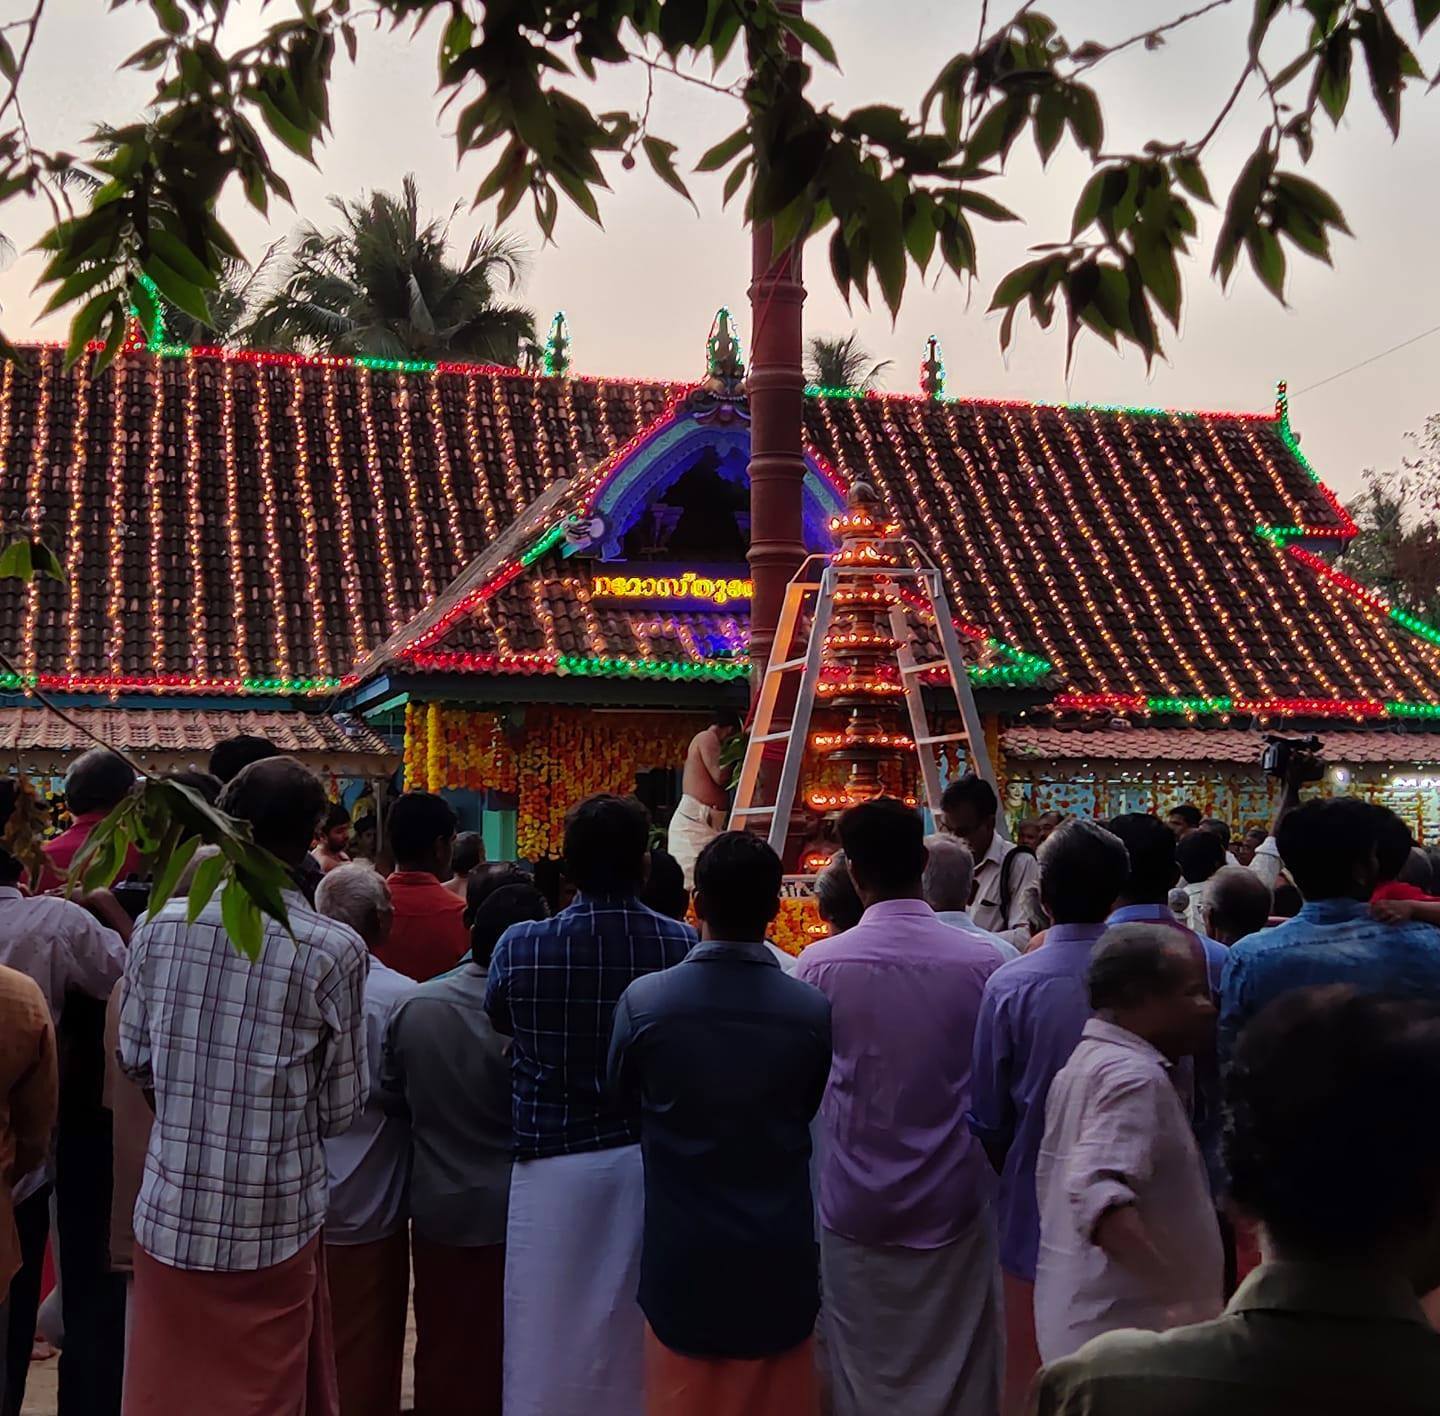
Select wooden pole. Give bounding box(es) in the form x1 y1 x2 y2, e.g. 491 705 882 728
745 22 807 695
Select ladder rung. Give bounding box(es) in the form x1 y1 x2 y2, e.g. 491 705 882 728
751 731 791 744
770 657 807 672
730 805 777 818
916 733 969 747
901 659 948 675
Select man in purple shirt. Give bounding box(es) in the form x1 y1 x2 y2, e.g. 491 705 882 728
794 797 1004 1416
967 816 1130 1416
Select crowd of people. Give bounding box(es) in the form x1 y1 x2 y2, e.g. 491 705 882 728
0 733 1439 1415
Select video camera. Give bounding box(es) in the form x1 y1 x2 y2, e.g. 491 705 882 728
1261 734 1325 782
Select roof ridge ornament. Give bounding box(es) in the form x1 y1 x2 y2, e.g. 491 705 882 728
688 306 749 424
920 334 946 400
543 312 571 378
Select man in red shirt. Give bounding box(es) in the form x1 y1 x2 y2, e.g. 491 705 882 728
379 793 469 982
40 749 141 891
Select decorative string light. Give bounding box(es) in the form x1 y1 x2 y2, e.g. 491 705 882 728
490 374 529 513
357 368 402 634
395 374 437 601
253 368 293 681
21 353 52 678
426 375 468 581
216 361 252 681
142 355 167 674
105 359 129 683
462 374 502 540
322 365 370 661
181 356 209 677
62 360 90 676
286 366 330 677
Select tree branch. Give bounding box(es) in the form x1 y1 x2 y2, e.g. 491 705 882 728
1070 0 1236 74
0 0 45 130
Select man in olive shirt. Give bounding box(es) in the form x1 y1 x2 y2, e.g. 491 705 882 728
1033 988 1440 1415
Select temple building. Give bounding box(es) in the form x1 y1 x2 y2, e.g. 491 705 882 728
1 311 1438 862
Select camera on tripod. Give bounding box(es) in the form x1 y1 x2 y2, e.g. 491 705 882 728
1261 734 1324 781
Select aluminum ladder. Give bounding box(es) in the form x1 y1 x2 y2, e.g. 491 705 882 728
728 550 998 855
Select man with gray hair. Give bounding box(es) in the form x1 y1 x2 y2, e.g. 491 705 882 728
923 835 1019 963
1204 866 1272 947
315 863 417 1416
1034 923 1221 1363
968 817 1131 1415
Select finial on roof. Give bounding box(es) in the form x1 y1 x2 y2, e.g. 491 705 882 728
920 335 946 400
705 307 745 392
1275 378 1289 424
543 312 571 377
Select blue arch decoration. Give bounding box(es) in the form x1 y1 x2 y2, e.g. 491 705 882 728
568 410 847 562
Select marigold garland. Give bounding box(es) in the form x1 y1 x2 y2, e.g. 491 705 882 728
770 897 825 956
402 702 704 859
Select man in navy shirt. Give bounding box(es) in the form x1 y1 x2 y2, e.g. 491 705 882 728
484 794 694 1416
610 831 831 1416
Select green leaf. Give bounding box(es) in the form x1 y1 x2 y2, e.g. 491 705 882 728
1355 6 1405 136
64 289 114 367
252 88 316 161
1171 155 1213 205
186 850 227 924
967 98 1023 166
551 167 603 227
1249 0 1285 56
28 539 65 583
1212 143 1275 286
1316 32 1353 125
989 258 1051 312
142 255 212 325
1033 93 1064 165
1135 232 1182 328
0 35 16 83
904 198 937 272
776 10 839 67
39 263 116 319
147 832 198 919
80 826 127 893
220 880 265 962
1071 169 1107 238
642 136 695 207
151 0 187 36
0 539 32 582
954 189 1019 223
1065 86 1104 155
1273 172 1351 233
1246 224 1287 299
1417 0 1440 34
147 229 219 291
658 0 709 53
721 159 750 208
695 125 749 174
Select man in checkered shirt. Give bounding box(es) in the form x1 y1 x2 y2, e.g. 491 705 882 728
485 793 695 1416
118 757 367 1416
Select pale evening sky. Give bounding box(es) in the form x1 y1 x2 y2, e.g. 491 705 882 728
2 0 1437 500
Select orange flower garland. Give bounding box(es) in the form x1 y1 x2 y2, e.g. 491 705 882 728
770 897 825 956
401 703 705 860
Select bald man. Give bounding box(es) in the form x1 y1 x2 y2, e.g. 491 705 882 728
1204 867 1273 948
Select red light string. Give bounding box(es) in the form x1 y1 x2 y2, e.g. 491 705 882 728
106 360 130 685
181 357 209 678
287 365 331 678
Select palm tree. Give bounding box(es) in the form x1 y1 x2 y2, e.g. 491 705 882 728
154 241 285 347
253 175 535 363
805 333 891 391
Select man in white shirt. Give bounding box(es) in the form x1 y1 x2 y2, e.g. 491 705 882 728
315 863 416 1416
922 835 1020 962
1035 924 1223 1363
939 773 1040 949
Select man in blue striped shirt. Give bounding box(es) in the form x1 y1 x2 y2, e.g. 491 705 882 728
485 794 693 1416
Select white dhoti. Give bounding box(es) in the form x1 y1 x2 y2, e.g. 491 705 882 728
503 1143 646 1416
820 1208 1003 1416
667 795 726 888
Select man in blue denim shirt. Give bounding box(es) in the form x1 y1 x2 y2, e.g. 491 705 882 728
1220 798 1440 1060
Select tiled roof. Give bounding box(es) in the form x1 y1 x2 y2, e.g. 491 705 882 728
1002 725 1440 766
0 706 396 773
0 340 1437 719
